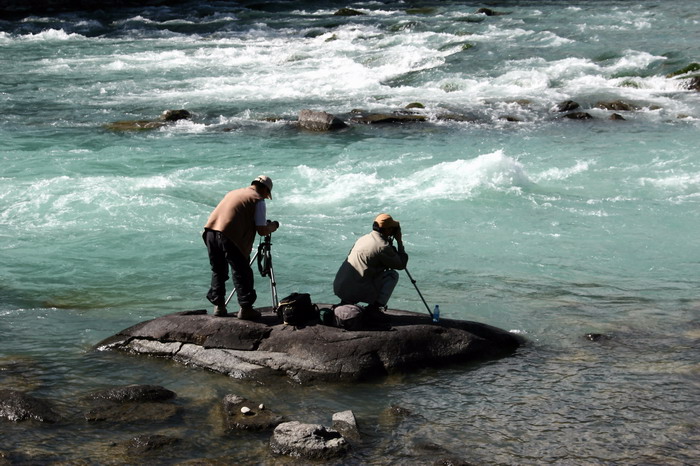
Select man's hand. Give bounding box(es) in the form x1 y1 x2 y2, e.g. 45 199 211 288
257 220 280 236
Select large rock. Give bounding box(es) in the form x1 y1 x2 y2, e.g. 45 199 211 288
96 308 523 383
298 109 348 131
0 389 59 423
270 421 348 459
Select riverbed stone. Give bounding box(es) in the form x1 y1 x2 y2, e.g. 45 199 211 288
555 100 580 112
87 384 176 403
222 394 284 431
0 389 59 423
83 384 180 423
564 111 593 120
298 109 348 131
85 402 180 423
332 410 360 441
96 307 523 383
270 421 348 459
121 434 182 455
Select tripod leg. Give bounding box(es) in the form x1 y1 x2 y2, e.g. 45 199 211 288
224 250 259 306
268 261 279 309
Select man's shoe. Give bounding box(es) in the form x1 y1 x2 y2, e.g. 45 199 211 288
213 304 228 317
237 307 261 321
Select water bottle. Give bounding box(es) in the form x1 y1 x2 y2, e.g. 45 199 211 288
432 304 440 323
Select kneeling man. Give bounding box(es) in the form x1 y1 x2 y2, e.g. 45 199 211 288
333 213 409 320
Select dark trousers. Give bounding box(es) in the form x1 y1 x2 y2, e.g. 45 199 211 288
203 229 256 309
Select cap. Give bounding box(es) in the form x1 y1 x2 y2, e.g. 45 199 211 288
252 175 273 199
374 213 400 229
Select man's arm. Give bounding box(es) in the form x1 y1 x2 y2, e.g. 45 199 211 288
257 220 279 236
254 200 279 236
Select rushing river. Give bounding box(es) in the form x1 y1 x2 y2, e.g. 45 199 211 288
1 1 698 463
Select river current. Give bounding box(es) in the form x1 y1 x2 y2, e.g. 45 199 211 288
1 1 699 464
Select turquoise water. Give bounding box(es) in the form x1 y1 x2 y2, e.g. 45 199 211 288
1 1 699 463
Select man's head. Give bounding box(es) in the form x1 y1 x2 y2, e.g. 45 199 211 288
252 175 273 199
373 213 400 236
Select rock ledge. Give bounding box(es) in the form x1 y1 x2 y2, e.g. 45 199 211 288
95 308 523 383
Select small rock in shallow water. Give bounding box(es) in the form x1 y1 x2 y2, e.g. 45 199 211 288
241 406 252 414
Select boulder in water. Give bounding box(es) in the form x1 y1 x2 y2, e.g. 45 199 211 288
270 421 348 459
95 308 523 383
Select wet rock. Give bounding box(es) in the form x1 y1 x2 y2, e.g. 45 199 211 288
122 434 181 455
160 109 191 122
555 100 580 112
585 333 611 342
476 8 507 16
85 402 180 423
222 394 284 431
96 308 524 383
104 109 192 131
83 384 180 423
0 389 59 423
433 457 475 466
564 112 593 120
666 63 700 78
686 77 700 91
499 115 522 122
378 404 412 429
104 120 166 131
0 356 43 392
270 421 348 459
595 100 637 111
334 8 365 16
332 410 360 441
610 113 626 120
87 384 176 403
405 102 425 109
350 112 427 124
298 109 348 131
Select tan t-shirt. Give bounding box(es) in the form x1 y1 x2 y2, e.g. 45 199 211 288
204 186 263 256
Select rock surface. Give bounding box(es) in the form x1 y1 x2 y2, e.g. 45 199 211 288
298 109 348 131
82 384 180 423
222 394 285 431
96 308 523 383
0 389 59 423
270 421 348 459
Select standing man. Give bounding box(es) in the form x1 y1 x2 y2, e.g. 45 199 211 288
333 213 409 321
203 175 279 319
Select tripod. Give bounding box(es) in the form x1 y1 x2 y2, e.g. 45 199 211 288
224 234 279 309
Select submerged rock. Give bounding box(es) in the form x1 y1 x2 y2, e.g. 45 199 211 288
104 109 191 131
564 112 593 120
222 394 284 431
83 384 180 423
0 389 59 423
87 384 176 403
95 308 523 383
270 421 348 459
595 100 638 111
121 434 181 455
350 112 428 124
